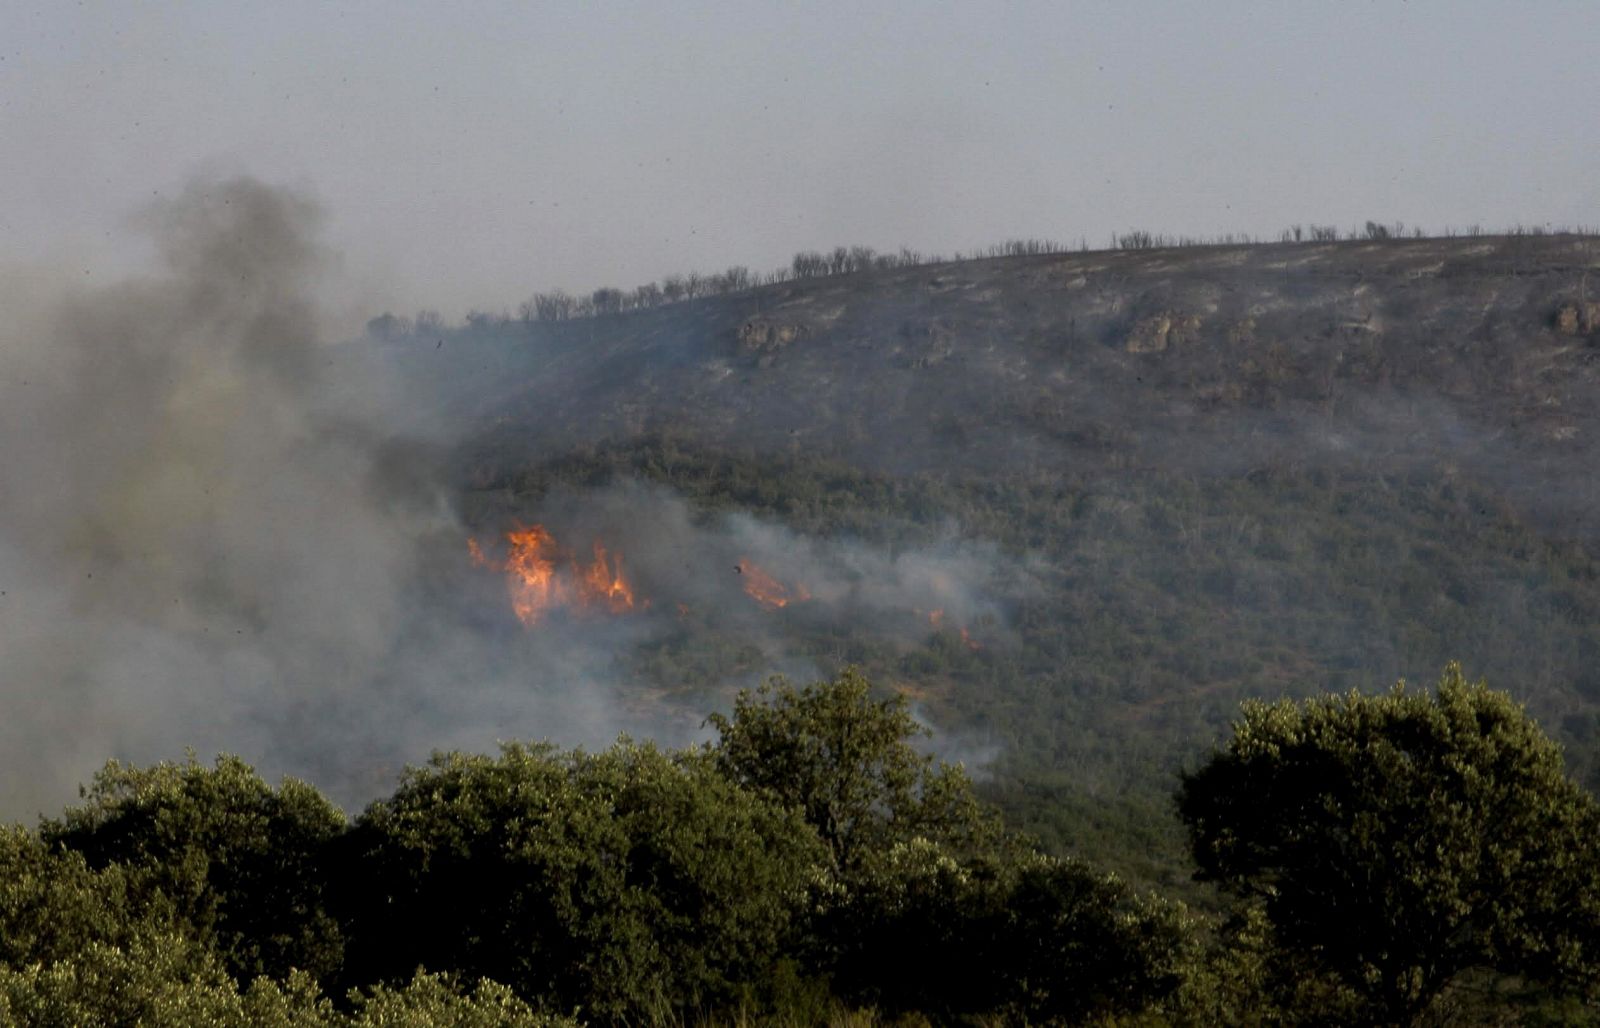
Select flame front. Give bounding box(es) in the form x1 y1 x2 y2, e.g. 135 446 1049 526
578 541 636 614
737 559 810 610
922 607 980 650
470 525 640 626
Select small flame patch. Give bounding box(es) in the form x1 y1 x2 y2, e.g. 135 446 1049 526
470 525 639 626
736 559 810 610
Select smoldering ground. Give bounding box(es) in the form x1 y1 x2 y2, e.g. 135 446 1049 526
0 180 1012 817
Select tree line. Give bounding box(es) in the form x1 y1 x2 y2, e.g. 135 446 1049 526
365 223 1600 340
2 666 1598 1025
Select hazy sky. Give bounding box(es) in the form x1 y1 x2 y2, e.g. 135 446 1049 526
3 1 1597 323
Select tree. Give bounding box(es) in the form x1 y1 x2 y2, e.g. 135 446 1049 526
40 755 347 985
828 840 1192 1024
0 825 159 968
706 668 995 877
0 936 575 1028
363 312 411 340
335 740 823 1020
790 251 826 279
1177 664 1600 1024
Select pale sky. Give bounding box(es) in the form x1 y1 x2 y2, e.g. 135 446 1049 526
3 1 1597 322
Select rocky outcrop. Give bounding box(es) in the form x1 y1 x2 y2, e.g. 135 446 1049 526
1125 311 1202 353
738 319 806 353
1554 300 1600 336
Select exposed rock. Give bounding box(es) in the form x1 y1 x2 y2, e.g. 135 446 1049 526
1553 300 1600 336
1125 311 1202 353
738 318 805 353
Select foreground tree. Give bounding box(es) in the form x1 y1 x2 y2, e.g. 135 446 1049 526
336 740 823 1021
711 670 1190 1022
828 840 1192 1024
0 826 156 968
707 667 996 877
40 755 347 984
1177 664 1600 1024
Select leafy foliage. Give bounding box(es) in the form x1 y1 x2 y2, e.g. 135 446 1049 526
706 668 996 876
40 755 347 984
2 668 1596 1024
0 825 158 967
0 936 573 1028
485 433 1600 897
1178 664 1600 1023
336 740 823 1020
828 840 1193 1024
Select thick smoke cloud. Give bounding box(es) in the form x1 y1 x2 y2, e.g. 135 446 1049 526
0 179 646 816
0 182 1008 818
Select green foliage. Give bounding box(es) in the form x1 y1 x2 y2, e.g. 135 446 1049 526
40 754 347 984
0 825 162 967
708 671 1188 1023
0 934 571 1028
10 663 1597 1023
0 930 251 1028
491 435 1600 891
338 739 824 1021
1178 664 1600 1023
340 973 575 1028
707 668 997 877
829 840 1192 1025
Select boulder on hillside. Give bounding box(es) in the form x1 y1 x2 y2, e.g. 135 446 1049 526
738 318 806 354
1125 311 1202 353
1553 300 1600 337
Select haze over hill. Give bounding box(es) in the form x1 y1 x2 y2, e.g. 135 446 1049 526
336 230 1600 871
446 233 1600 505
416 227 1600 858
7 180 1600 890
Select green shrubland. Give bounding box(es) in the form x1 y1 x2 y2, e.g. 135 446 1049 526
2 668 1596 1025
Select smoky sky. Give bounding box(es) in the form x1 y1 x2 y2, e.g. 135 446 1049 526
0 179 1013 818
3 3 1598 324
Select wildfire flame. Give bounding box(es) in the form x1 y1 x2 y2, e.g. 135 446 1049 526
737 559 810 610
470 525 639 626
920 607 981 650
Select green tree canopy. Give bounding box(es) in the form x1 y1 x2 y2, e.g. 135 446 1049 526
336 739 824 1021
706 667 996 877
39 754 347 984
1177 663 1600 1024
0 825 161 968
829 839 1193 1024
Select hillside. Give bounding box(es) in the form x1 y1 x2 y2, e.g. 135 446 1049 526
370 233 1600 885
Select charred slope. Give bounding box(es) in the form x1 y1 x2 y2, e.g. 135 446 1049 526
453 234 1600 502
391 234 1600 884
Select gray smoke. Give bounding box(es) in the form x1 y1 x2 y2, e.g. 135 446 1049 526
0 181 1010 817
0 179 646 816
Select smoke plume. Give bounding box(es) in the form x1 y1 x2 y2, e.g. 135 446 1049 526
0 179 631 815
0 181 1009 817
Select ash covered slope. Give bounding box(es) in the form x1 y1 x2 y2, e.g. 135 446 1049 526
404 235 1600 874
456 234 1600 511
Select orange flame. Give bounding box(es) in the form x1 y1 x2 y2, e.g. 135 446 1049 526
919 607 980 650
470 525 640 626
737 559 810 610
577 541 636 614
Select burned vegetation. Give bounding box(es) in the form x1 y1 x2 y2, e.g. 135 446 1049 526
6 187 1600 1022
